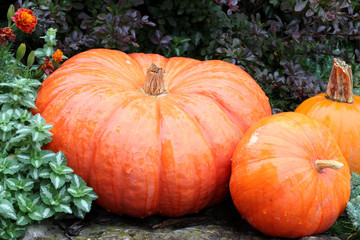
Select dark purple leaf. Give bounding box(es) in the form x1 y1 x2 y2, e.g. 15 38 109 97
114 26 122 34
69 43 79 50
72 3 84 10
72 31 78 40
161 35 172 44
78 12 91 20
294 1 308 12
305 9 314 17
132 0 144 6
270 22 277 35
317 26 326 32
326 11 335 21
113 16 120 26
97 14 106 20
106 13 113 24
340 0 351 9
131 29 136 39
122 26 130 33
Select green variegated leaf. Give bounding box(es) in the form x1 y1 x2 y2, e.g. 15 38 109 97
41 151 56 159
0 94 10 103
16 153 31 164
9 133 26 144
6 223 26 239
15 127 33 135
72 207 86 219
40 185 53 205
62 194 72 203
39 168 51 179
16 194 34 213
32 113 44 126
3 159 22 175
32 131 39 142
5 178 18 191
41 124 53 131
31 155 43 168
55 152 66 166
54 203 72 214
29 168 39 180
21 179 34 191
0 199 17 220
0 131 11 142
16 214 32 226
19 98 37 109
41 205 55 219
67 187 78 197
72 174 85 188
28 211 43 221
50 172 66 189
74 197 92 213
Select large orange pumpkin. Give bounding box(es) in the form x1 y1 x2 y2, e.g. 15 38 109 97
33 49 271 218
295 58 360 173
230 112 350 238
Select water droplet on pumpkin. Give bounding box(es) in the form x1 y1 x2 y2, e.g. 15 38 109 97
262 209 267 214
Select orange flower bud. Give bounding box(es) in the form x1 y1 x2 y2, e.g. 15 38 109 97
52 49 64 63
16 43 26 61
11 8 37 34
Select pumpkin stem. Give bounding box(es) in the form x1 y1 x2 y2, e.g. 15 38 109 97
314 159 344 172
325 58 353 104
143 63 167 96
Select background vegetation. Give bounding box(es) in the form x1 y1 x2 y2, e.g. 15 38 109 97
2 0 360 111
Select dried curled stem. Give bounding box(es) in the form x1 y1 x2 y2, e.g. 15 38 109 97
325 58 353 104
143 64 166 96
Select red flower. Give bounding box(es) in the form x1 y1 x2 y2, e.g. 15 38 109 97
39 56 55 75
11 8 37 34
52 49 63 63
0 27 16 46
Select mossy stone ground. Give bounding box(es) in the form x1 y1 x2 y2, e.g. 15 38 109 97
21 199 341 240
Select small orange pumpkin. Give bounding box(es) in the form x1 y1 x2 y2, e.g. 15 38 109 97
229 112 350 238
295 58 360 173
33 49 271 218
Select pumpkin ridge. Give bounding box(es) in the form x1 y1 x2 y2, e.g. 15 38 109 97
281 113 322 161
186 92 243 135
66 49 146 87
163 96 219 212
91 95 160 217
94 94 151 208
157 97 217 216
168 61 267 100
164 57 201 88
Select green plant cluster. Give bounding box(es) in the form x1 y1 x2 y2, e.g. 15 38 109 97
347 173 360 233
0 31 97 239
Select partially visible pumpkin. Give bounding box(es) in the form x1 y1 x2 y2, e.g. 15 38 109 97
295 58 360 173
33 49 271 218
230 112 350 238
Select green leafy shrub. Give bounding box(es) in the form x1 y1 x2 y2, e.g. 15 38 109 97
7 0 360 111
0 10 97 238
347 173 360 233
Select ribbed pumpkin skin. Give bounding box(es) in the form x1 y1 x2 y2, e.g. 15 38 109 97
295 93 360 173
33 49 271 218
230 112 350 238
